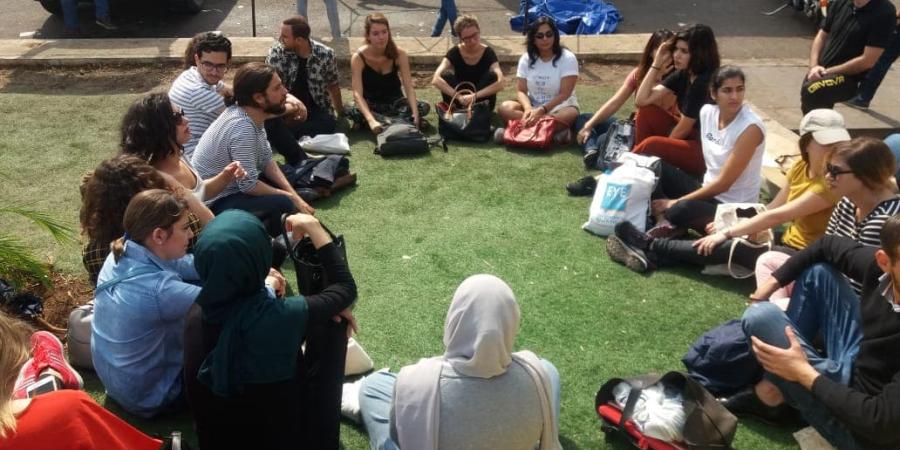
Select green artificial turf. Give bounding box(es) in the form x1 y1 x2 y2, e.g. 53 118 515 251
0 76 801 449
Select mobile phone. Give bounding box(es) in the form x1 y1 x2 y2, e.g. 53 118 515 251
25 375 60 398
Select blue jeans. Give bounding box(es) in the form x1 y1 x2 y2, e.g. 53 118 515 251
854 25 900 104
574 113 616 155
742 263 863 450
61 0 110 29
430 0 458 37
359 359 561 450
297 0 341 38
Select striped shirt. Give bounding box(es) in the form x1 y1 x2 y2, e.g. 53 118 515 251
191 106 272 204
826 196 900 292
168 67 226 159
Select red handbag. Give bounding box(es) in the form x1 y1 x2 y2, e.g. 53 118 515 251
502 116 560 151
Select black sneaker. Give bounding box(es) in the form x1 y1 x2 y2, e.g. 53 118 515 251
614 220 653 251
844 97 869 110
606 236 651 273
95 17 119 31
583 149 600 169
718 388 801 427
566 175 597 196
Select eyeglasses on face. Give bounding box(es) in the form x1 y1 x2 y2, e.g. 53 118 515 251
826 163 854 178
534 30 555 40
460 30 480 42
200 61 229 73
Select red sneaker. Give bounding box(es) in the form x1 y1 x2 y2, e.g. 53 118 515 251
12 331 83 399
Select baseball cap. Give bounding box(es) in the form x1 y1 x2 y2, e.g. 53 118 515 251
799 109 851 145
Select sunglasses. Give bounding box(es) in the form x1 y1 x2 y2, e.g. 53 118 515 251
826 163 854 178
173 110 186 122
460 30 480 42
534 30 555 40
200 61 229 73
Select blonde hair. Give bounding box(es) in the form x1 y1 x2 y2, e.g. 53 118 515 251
0 313 32 438
453 14 480 37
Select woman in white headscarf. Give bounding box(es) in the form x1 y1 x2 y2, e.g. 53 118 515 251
357 274 562 450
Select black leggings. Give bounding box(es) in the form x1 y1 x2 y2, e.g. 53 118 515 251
800 73 860 114
654 161 718 232
651 234 797 270
439 70 498 110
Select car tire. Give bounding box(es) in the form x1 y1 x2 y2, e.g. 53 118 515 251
39 0 63 15
169 0 204 14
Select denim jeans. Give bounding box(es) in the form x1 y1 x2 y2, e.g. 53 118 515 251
358 359 561 450
209 191 296 237
430 0 458 37
61 0 110 29
854 25 900 104
741 263 863 450
574 113 615 155
297 0 341 38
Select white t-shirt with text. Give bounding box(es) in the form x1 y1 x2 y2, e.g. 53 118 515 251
516 49 579 110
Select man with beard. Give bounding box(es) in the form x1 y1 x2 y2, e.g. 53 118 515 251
264 15 343 165
192 63 315 236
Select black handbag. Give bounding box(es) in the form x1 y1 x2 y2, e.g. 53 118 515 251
374 119 446 157
595 371 738 450
436 82 493 142
280 215 348 296
595 115 636 170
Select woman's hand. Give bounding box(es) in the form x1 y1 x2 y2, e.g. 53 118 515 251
692 232 728 256
333 308 358 338
289 193 316 216
367 118 384 134
413 113 422 130
651 198 677 216
522 106 544 126
577 126 592 145
705 221 718 235
653 40 673 69
222 161 246 181
458 93 476 106
265 268 286 297
285 212 320 239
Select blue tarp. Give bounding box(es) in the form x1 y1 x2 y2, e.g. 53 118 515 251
509 0 621 35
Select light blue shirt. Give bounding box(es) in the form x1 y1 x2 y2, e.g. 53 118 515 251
91 240 200 417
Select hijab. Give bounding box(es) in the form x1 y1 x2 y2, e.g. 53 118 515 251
193 210 309 396
393 274 561 450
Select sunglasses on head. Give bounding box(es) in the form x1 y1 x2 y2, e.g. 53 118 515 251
826 163 854 178
534 30 555 40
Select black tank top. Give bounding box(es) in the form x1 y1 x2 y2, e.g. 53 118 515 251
359 51 403 105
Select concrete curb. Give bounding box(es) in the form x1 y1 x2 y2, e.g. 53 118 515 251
0 34 650 67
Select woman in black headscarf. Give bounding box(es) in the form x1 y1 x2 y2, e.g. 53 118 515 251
183 210 356 450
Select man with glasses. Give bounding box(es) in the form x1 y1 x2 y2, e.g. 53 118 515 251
169 32 233 159
265 15 343 166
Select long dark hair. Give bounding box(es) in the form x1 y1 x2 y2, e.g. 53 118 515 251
526 16 563 68
120 92 181 164
677 24 720 76
80 155 168 247
634 28 675 84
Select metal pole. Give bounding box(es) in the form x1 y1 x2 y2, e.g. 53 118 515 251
522 0 530 35
251 0 257 37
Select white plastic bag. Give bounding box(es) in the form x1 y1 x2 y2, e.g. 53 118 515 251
583 157 658 236
298 133 351 155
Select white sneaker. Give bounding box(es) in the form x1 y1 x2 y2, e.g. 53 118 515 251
341 379 363 424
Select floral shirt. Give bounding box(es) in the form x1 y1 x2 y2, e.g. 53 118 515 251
266 40 339 117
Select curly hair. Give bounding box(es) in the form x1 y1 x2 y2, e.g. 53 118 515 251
183 31 232 69
525 16 564 68
80 155 168 247
120 92 181 164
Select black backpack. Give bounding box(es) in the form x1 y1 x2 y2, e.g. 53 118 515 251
374 121 445 156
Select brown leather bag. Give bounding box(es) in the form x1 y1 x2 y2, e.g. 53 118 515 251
595 371 738 450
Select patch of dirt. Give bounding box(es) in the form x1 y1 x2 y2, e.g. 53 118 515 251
4 272 94 334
